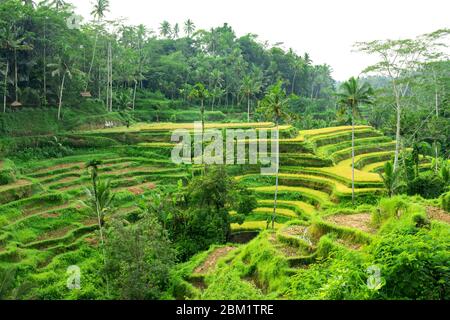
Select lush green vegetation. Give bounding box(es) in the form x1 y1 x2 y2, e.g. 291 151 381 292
0 0 449 301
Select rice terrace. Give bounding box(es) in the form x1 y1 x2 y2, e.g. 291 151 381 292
0 0 449 304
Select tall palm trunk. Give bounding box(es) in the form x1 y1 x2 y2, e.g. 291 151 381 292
3 61 8 113
393 104 401 171
272 120 280 229
109 43 113 112
291 71 297 95
351 111 355 205
434 77 439 173
201 98 206 174
201 99 205 144
247 94 251 123
132 79 137 110
57 72 66 120
85 33 99 92
43 22 47 106
14 48 18 102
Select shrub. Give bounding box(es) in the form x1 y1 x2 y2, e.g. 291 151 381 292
0 159 17 185
441 192 450 212
369 227 449 300
408 172 445 199
104 213 176 299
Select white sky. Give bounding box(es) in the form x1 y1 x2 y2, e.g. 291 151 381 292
66 0 449 81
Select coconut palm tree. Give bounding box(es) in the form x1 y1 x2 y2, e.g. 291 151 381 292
258 81 289 229
189 83 209 137
159 21 172 38
184 19 195 38
85 0 110 93
48 55 77 120
1 60 8 113
290 56 304 95
336 77 374 205
44 0 67 10
173 23 180 39
241 75 262 122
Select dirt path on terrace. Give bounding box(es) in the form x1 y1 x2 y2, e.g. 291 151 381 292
37 226 74 241
0 179 31 192
282 225 308 236
33 162 84 175
427 206 450 224
325 213 376 234
22 202 69 216
194 246 237 275
45 176 80 186
267 233 300 257
127 182 156 195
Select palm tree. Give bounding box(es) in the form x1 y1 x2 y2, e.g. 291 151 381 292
210 69 223 109
189 83 209 171
48 56 75 120
380 161 403 197
91 0 110 22
210 87 225 111
173 23 180 39
241 75 262 122
83 160 115 247
0 25 32 106
85 0 110 93
159 21 172 38
44 0 67 10
291 59 304 95
1 60 8 113
184 19 195 38
336 77 374 205
189 83 209 136
259 81 289 229
81 159 114 297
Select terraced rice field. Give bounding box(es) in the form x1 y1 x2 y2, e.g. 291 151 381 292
0 123 437 295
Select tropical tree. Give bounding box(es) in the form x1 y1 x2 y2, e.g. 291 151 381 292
44 0 67 10
79 159 114 297
380 161 403 197
184 19 195 38
336 77 374 205
0 24 32 106
91 0 110 23
85 0 110 93
48 55 77 120
189 83 209 136
172 23 179 39
83 160 115 247
210 87 225 111
258 81 289 229
290 57 304 95
240 75 262 122
1 60 8 113
356 29 449 171
159 21 171 38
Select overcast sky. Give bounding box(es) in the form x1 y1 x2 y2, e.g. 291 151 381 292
66 0 449 81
